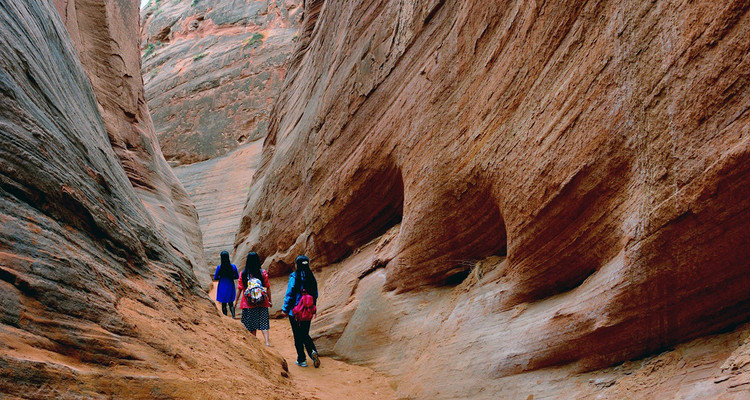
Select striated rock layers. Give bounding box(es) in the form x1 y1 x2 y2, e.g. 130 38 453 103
174 140 263 277
141 0 303 165
236 0 750 398
53 0 207 288
0 1 293 398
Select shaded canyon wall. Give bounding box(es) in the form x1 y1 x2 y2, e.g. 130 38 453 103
53 0 208 288
0 1 293 397
237 0 750 398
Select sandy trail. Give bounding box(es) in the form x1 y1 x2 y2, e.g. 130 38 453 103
210 283 396 400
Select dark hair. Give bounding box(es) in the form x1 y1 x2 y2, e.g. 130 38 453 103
294 255 317 294
242 252 262 287
217 251 235 279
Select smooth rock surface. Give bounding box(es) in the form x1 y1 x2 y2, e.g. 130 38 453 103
236 0 750 398
0 1 295 397
141 0 303 165
174 140 263 276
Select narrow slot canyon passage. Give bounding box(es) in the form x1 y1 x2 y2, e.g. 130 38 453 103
209 283 396 400
2 0 747 398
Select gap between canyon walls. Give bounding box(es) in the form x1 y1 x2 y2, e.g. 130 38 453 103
139 0 305 280
234 0 750 399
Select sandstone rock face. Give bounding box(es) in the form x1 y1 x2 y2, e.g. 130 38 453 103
0 1 294 397
53 0 207 288
174 141 263 277
141 0 303 165
236 0 750 398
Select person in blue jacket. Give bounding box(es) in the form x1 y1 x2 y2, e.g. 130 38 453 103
281 255 320 368
213 250 239 318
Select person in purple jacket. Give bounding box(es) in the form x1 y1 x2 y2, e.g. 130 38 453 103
213 251 239 318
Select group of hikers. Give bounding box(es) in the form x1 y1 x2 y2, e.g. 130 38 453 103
213 251 321 368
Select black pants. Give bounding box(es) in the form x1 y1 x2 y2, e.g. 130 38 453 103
221 302 235 318
288 315 317 362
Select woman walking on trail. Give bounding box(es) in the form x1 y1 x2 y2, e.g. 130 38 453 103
234 252 272 346
281 255 320 368
213 251 239 318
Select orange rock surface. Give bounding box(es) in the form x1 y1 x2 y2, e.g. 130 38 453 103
0 1 296 397
52 0 207 287
235 0 750 398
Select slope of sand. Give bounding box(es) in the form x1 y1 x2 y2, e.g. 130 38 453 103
210 283 396 400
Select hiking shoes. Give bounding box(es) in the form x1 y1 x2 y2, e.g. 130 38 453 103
311 350 320 368
295 360 307 367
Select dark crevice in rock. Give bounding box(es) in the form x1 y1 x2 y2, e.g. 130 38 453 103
154 24 172 44
287 0 326 73
424 0 446 24
444 267 471 286
555 267 597 295
358 258 388 280
313 161 404 265
494 244 508 257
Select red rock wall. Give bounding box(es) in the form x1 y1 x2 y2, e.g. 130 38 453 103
237 0 750 397
140 0 303 165
0 1 293 397
52 0 207 287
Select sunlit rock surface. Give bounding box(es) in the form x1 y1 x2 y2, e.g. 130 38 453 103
141 0 303 165
0 1 294 397
237 0 750 398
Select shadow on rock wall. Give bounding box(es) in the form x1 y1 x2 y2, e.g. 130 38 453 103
235 0 750 398
0 1 294 397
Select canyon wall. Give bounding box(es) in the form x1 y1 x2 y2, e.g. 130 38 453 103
53 0 207 288
174 141 263 277
238 0 750 398
141 0 303 165
0 1 293 397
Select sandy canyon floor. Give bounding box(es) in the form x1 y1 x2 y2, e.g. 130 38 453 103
210 283 396 400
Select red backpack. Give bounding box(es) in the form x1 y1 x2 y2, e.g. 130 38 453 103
292 290 316 321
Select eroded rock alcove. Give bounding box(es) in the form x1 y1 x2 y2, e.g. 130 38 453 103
235 0 750 398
